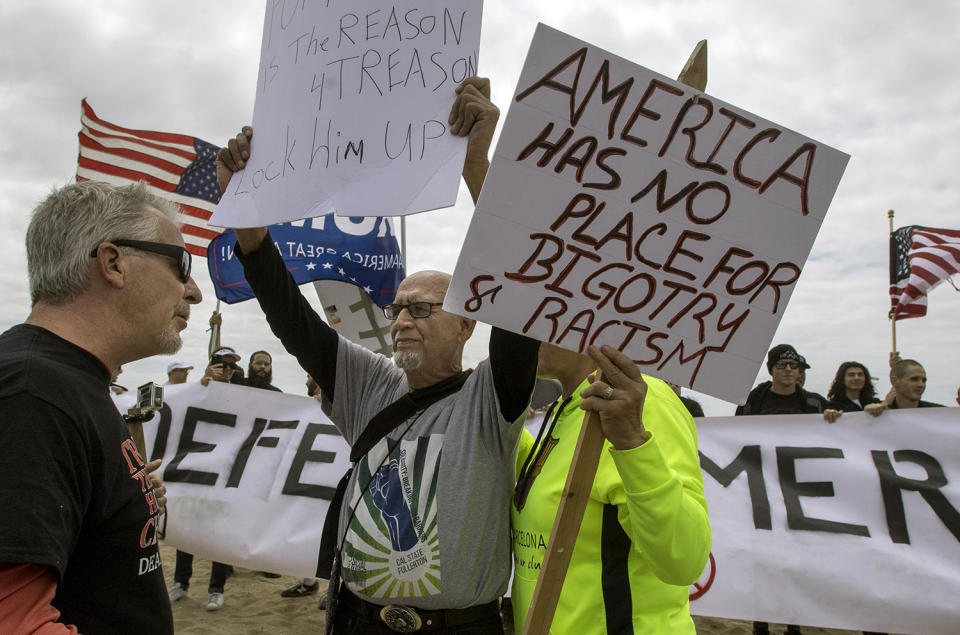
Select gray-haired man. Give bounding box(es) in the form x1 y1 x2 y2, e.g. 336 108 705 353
0 181 201 633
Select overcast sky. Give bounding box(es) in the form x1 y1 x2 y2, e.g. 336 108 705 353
1 1 957 414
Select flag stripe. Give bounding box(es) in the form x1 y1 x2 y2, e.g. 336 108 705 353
79 136 185 184
81 99 197 148
81 123 195 166
78 156 178 192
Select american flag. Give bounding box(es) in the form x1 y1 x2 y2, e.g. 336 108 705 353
76 99 221 256
889 225 960 319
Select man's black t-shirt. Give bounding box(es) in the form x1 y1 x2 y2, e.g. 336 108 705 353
0 324 173 634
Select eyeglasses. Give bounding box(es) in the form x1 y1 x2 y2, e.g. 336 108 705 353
382 301 444 320
90 239 191 283
774 361 801 370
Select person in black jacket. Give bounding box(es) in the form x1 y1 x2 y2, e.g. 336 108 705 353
246 350 282 392
736 344 840 635
826 361 881 412
736 344 840 422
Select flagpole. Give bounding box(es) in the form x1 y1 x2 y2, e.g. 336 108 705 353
208 299 221 359
888 209 897 356
400 216 407 272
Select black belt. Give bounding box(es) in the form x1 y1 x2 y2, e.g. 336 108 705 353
337 588 500 633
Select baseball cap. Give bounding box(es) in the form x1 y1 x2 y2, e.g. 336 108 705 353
167 361 194 374
212 347 241 362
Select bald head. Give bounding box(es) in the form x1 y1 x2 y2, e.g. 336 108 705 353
390 270 475 389
398 270 451 296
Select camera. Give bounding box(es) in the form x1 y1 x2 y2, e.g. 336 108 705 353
210 354 236 368
123 382 163 424
137 382 163 411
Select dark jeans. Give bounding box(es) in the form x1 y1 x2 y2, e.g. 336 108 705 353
332 606 503 635
173 550 231 593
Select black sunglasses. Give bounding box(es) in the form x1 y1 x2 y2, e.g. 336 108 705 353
90 239 191 283
382 301 444 320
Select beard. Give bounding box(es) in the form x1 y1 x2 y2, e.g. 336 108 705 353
155 327 183 355
393 350 422 370
154 303 190 355
247 368 273 388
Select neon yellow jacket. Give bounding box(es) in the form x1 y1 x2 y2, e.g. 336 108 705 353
512 376 711 634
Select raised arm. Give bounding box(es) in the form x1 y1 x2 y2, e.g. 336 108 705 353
215 126 269 253
448 78 539 419
449 77 499 204
214 129 340 399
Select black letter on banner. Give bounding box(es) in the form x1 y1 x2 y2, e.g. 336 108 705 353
699 446 771 530
149 403 173 462
872 449 960 544
227 419 299 488
777 447 870 536
283 423 341 499
164 407 238 485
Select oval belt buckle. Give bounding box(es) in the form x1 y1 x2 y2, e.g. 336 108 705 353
380 605 423 632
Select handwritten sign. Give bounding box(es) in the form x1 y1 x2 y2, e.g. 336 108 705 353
211 0 483 228
445 24 849 403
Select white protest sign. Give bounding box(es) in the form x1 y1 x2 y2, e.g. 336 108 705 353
211 0 483 227
692 409 960 634
121 382 351 578
445 24 849 403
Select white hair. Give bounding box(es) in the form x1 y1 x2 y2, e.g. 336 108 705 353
27 180 179 305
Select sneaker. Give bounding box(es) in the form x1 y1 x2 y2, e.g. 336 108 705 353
281 581 320 598
206 592 224 611
168 583 188 602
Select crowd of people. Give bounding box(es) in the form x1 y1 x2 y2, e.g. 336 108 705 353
0 74 954 635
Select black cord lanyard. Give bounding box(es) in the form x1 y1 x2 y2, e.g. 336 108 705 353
514 395 572 510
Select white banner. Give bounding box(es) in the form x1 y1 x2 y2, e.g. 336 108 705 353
117 386 959 632
445 24 850 404
692 408 960 634
211 0 483 227
120 382 351 579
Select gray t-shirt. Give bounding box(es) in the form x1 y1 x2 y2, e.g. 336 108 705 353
324 336 524 609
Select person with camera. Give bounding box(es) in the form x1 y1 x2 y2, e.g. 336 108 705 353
200 346 243 386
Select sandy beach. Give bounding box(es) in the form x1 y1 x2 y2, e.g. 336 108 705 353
160 542 881 635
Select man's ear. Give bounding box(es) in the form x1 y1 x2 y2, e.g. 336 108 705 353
458 316 476 343
91 244 127 289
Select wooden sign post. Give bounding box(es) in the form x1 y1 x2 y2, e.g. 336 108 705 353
520 41 709 635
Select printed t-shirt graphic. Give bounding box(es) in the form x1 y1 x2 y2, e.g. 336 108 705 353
342 434 443 598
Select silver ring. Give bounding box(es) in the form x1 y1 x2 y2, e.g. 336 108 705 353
601 386 614 400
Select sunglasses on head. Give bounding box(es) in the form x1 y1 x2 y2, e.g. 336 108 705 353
90 239 191 283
